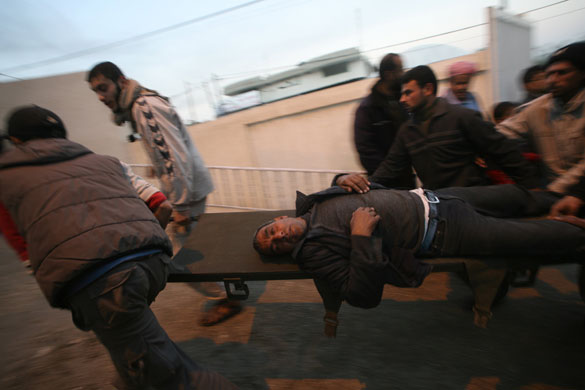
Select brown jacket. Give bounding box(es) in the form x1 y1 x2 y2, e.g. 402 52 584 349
497 88 585 193
0 139 171 307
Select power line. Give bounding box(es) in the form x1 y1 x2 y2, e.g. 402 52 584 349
217 22 487 80
517 0 568 15
0 72 24 81
532 4 585 22
216 1 580 82
1 0 268 74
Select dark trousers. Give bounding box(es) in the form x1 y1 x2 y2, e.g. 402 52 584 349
431 185 585 258
68 253 238 390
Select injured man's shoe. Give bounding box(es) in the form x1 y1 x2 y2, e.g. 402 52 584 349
199 299 243 326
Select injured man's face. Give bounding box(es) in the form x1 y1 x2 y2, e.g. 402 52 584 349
254 216 307 256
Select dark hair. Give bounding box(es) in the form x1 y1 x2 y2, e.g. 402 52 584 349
87 61 125 82
546 41 585 71
493 101 519 123
7 105 67 142
379 53 401 79
522 65 545 85
252 218 276 255
401 65 437 95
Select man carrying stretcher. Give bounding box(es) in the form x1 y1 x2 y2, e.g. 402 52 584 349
253 184 585 309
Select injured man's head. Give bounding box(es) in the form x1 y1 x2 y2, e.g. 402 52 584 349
253 216 308 256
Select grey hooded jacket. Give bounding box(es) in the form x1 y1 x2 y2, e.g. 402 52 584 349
0 139 172 307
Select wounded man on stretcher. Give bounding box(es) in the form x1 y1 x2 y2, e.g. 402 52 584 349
253 184 585 309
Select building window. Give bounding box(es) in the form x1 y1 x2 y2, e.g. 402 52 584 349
322 63 348 77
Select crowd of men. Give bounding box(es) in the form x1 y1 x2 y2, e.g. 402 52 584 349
1 40 584 389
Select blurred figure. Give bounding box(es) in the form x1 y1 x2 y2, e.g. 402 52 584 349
442 61 481 112
0 106 237 389
492 101 519 125
498 41 585 195
87 62 242 327
487 101 543 185
336 66 539 192
521 65 548 103
353 53 412 186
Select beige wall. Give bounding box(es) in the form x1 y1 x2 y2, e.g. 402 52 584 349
0 72 142 161
188 78 373 171
188 50 492 171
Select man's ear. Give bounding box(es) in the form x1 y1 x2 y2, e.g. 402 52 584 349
117 75 129 89
422 83 435 97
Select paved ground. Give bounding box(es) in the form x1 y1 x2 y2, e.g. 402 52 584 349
1 238 584 390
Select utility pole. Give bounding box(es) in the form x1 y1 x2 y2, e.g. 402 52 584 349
355 8 363 52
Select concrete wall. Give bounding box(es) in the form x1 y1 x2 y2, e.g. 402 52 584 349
189 49 492 172
488 6 532 104
0 72 144 162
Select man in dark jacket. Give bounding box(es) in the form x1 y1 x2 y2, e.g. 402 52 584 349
353 53 413 186
0 106 237 390
253 184 584 309
337 65 540 192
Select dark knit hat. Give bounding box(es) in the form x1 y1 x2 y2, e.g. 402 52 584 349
7 105 67 142
546 41 585 71
379 53 401 78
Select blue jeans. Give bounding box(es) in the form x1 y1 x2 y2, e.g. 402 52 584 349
430 185 585 258
68 252 237 390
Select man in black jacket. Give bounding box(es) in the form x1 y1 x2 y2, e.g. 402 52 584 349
338 66 540 193
353 53 413 186
253 184 584 309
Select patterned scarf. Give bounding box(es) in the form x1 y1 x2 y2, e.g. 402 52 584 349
112 79 164 126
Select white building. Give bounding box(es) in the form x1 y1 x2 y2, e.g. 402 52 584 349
222 47 373 109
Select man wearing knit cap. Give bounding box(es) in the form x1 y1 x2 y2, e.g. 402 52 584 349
498 41 585 197
442 61 481 112
0 105 238 389
87 62 243 326
353 53 413 185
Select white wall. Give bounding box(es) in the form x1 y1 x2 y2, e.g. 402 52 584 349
0 71 147 163
488 6 532 103
260 60 370 103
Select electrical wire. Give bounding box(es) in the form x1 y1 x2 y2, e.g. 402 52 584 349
0 0 268 74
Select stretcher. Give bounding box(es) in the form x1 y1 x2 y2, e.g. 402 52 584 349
167 211 585 335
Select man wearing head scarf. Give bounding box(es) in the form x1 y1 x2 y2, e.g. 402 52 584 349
497 41 585 196
87 61 243 326
442 61 481 112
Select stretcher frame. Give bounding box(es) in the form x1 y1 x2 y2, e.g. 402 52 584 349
167 211 585 334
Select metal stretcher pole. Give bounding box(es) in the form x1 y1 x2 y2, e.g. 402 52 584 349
313 278 343 338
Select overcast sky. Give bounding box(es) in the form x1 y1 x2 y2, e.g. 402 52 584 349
1 0 584 121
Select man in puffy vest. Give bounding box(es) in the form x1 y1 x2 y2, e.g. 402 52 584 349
0 105 237 389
